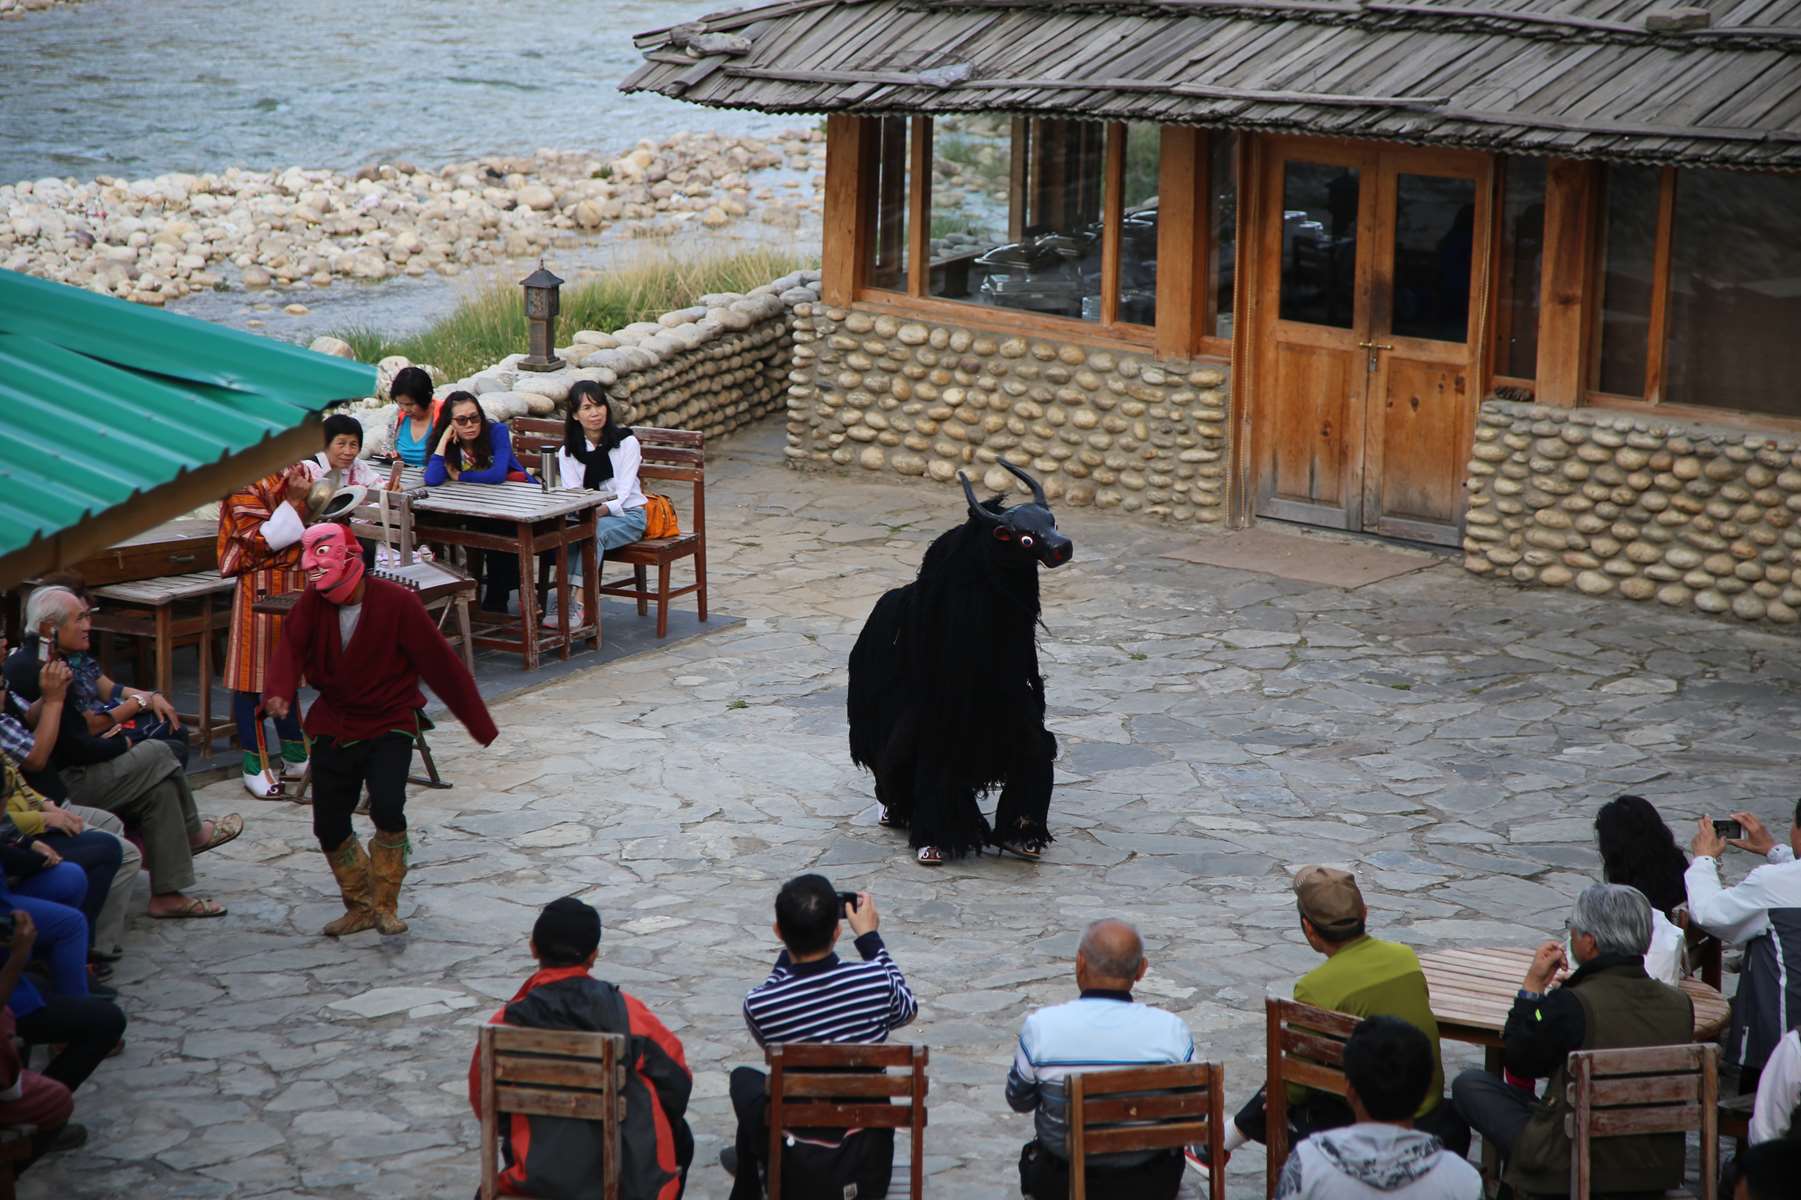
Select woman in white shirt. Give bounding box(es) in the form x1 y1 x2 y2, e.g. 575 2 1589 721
1594 795 1691 985
553 381 647 625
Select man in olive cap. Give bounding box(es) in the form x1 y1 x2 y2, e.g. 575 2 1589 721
1193 866 1466 1184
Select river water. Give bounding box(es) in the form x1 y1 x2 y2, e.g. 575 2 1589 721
0 0 788 183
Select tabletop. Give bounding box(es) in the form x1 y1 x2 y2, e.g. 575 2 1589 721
92 571 234 607
1419 946 1731 1044
391 467 609 522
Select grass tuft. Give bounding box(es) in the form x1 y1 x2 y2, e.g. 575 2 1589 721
331 248 815 381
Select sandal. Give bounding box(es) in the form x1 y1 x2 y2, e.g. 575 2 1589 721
148 897 227 919
192 813 244 855
996 836 1047 862
916 846 944 866
878 806 895 828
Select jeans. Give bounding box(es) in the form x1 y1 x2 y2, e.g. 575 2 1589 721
59 739 202 895
4 892 90 998
728 1066 893 1200
15 994 127 1093
26 833 121 949
594 505 648 554
312 732 412 849
1450 1069 1535 1159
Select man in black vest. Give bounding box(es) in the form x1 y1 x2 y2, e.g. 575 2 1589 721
1450 883 1692 1197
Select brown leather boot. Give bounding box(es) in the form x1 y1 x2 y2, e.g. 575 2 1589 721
322 836 378 938
367 832 410 935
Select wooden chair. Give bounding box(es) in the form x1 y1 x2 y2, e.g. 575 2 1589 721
1265 996 1359 1199
1067 1061 1227 1200
766 1042 928 1200
514 420 709 639
477 1025 628 1200
1567 1043 1718 1200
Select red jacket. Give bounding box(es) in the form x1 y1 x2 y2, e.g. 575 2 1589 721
469 966 694 1200
263 577 497 745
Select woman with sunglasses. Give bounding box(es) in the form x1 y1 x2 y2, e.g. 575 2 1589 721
424 393 539 611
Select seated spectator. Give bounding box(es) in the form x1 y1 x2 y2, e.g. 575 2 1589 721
1749 1026 1800 1144
551 382 647 627
1007 918 1194 1200
467 898 692 1200
425 392 539 612
1685 803 1801 1092
1275 1016 1481 1200
386 366 442 468
1 618 239 921
0 883 127 1095
0 913 84 1166
0 799 120 985
1204 867 1468 1182
725 875 917 1200
1452 884 1691 1197
1735 1138 1801 1200
1595 795 1690 984
307 412 391 491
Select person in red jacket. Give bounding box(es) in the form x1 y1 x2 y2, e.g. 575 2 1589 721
263 521 497 938
469 898 694 1200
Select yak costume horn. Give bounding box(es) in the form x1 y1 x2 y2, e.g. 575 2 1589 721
957 470 1004 525
996 458 1048 507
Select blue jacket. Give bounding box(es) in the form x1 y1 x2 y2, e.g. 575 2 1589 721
424 420 537 485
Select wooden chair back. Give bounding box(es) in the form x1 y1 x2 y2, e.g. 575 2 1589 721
766 1042 928 1200
1567 1042 1717 1200
344 486 427 565
478 1024 628 1200
1067 1061 1226 1200
1265 996 1358 1199
512 419 706 524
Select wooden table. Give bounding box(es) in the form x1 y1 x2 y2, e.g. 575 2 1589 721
1420 946 1730 1192
89 571 237 753
397 469 608 672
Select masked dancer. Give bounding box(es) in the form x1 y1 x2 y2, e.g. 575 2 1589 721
263 522 497 937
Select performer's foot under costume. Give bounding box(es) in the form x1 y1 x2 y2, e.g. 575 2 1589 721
264 523 497 937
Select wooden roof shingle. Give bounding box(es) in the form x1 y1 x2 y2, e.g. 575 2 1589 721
621 0 1801 169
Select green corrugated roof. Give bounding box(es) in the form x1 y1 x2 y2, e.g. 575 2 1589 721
0 268 375 585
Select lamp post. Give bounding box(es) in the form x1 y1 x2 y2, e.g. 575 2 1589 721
518 260 565 373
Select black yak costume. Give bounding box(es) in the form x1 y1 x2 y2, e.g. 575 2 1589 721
847 460 1073 862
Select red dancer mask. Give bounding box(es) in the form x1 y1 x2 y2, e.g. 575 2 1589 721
301 523 364 604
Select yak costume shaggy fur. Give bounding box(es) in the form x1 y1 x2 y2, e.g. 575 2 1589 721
847 461 1073 859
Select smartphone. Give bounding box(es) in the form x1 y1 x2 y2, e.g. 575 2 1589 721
1712 819 1744 840
836 890 861 913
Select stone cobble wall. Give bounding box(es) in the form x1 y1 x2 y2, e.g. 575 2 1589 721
1464 398 1801 627
786 303 1231 523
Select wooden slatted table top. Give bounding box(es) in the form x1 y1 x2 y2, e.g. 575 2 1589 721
1420 947 1730 1044
108 518 217 548
92 571 235 606
392 467 611 521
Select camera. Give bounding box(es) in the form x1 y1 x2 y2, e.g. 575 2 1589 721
1712 819 1744 840
836 890 861 913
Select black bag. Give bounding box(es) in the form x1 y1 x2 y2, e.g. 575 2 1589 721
775 1127 894 1200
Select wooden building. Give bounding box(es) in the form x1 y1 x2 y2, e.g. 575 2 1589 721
626 0 1801 624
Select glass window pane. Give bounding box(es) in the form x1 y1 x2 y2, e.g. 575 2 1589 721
865 117 909 292
1495 157 1545 376
1663 169 1801 418
1390 173 1476 342
1117 123 1159 327
1208 133 1237 340
1598 165 1659 396
1278 161 1358 329
928 117 1103 322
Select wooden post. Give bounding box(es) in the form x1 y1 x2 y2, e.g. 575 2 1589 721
908 117 931 299
1069 1069 1088 1200
1101 123 1125 328
1642 166 1677 404
1264 999 1288 1200
909 1045 927 1200
1155 126 1204 360
821 115 866 307
767 1045 786 1200
479 1026 498 1200
1534 157 1597 407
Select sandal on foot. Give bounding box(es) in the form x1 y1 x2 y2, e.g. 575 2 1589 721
192 813 244 855
148 897 226 919
877 806 895 828
916 846 944 866
995 837 1046 862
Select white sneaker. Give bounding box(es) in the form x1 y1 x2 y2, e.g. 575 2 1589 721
242 769 283 800
281 757 309 780
541 600 584 628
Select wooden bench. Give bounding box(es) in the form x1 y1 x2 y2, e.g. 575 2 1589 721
1567 1042 1718 1199
766 1042 928 1200
477 1024 628 1200
1265 996 1358 1199
513 419 709 639
1067 1060 1227 1200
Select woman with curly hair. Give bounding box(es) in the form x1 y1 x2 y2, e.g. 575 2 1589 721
1594 794 1689 983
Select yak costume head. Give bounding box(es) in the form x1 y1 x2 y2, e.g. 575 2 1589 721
958 460 1072 570
301 522 365 604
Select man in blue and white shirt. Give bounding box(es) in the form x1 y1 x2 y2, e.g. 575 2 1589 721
1007 918 1196 1200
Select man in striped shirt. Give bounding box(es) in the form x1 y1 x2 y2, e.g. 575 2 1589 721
725 873 917 1199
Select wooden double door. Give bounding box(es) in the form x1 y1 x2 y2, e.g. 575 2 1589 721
1252 139 1492 547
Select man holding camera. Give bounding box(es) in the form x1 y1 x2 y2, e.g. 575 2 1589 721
1687 803 1801 1093
725 874 917 1200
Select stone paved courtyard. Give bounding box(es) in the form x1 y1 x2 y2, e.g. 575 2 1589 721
24 423 1801 1200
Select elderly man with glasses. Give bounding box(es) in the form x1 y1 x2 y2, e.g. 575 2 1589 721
1451 883 1692 1198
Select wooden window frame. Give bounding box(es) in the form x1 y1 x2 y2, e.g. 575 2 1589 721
831 115 1237 362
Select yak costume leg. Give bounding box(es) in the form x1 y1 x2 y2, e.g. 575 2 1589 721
907 758 991 861
993 728 1057 858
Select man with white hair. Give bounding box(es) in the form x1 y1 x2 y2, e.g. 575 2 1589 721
2 588 239 921
1451 883 1692 1197
1006 918 1196 1200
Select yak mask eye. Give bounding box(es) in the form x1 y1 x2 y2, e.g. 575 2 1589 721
1019 534 1035 549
